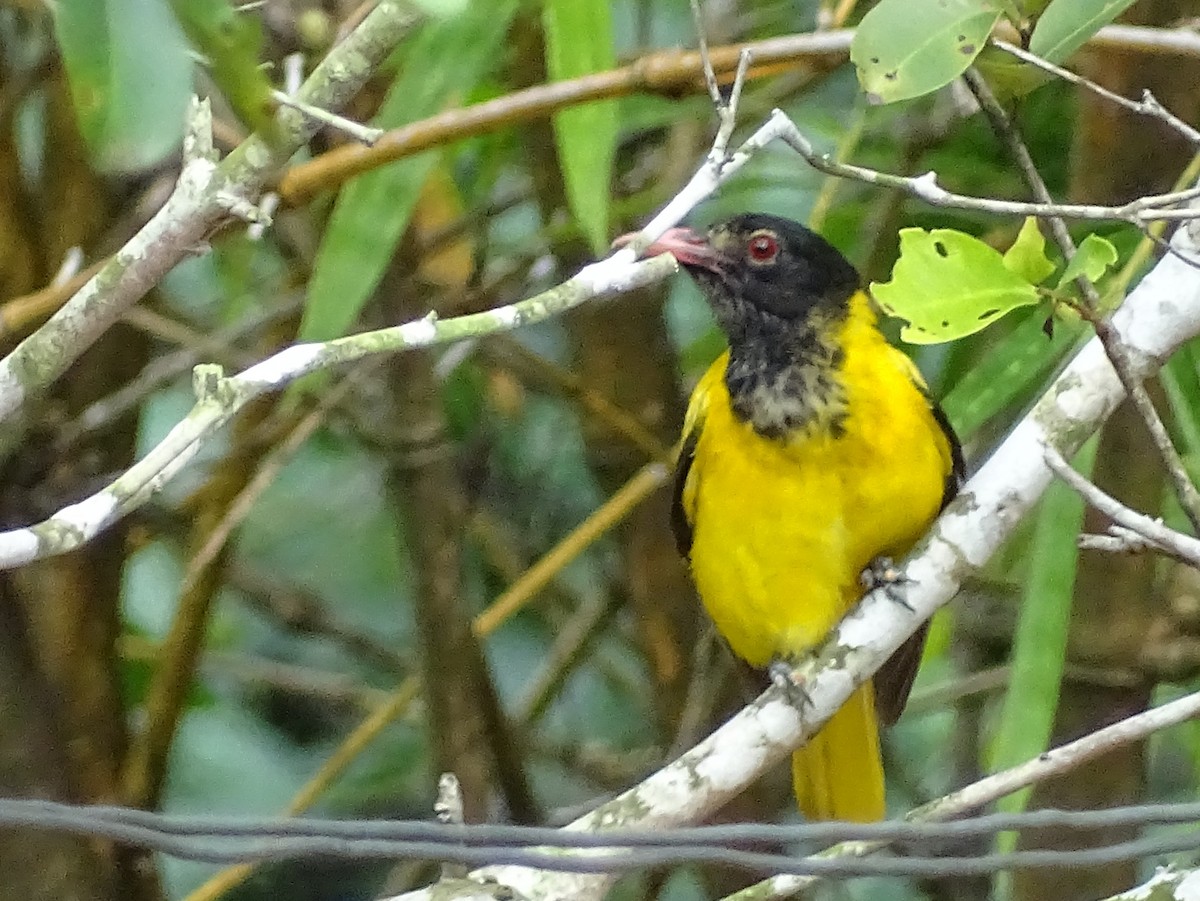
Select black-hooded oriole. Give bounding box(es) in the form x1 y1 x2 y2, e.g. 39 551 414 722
645 213 964 821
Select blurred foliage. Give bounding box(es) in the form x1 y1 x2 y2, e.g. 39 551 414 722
167 0 278 141
51 0 192 172
1 1 1199 901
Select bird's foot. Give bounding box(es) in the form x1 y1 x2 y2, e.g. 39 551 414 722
768 657 814 712
860 556 914 611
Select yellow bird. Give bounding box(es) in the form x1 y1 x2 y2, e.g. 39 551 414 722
646 214 963 821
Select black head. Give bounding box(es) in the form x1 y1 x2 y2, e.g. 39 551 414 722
644 213 860 325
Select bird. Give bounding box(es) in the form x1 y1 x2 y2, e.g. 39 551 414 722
643 213 964 821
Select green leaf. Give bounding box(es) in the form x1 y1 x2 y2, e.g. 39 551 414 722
169 0 277 139
1056 233 1119 288
1029 0 1138 63
1003 217 1056 284
872 228 1040 343
301 0 519 341
51 0 192 173
542 0 617 254
850 0 1001 104
407 0 469 14
986 438 1094 832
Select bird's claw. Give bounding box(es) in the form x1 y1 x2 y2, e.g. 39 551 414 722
860 556 915 611
768 658 814 712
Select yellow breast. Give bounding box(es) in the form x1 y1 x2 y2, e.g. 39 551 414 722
681 298 954 667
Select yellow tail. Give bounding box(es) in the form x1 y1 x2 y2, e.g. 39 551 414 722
791 683 885 821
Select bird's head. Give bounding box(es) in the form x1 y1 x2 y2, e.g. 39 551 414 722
642 213 860 328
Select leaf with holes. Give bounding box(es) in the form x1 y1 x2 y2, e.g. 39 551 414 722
1056 233 1118 289
872 228 1040 343
850 0 1001 104
1003 217 1056 284
1029 0 1138 64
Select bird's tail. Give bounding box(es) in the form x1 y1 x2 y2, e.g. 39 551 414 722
791 682 885 821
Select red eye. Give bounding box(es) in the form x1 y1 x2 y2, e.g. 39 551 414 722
748 233 779 264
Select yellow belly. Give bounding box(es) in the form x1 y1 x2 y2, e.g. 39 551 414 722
684 342 950 667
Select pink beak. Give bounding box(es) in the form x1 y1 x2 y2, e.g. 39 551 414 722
615 226 724 273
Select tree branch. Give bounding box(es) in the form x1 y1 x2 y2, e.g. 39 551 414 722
0 254 676 568
1045 445 1200 566
0 0 426 426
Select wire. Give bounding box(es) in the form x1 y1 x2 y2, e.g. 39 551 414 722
5 798 1200 844
0 799 1197 878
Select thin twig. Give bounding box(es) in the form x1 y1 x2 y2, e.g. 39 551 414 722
770 112 1200 222
270 89 384 145
992 39 1200 146
1080 308 1200 534
718 50 753 160
688 0 751 164
1077 526 1166 557
963 69 1099 303
689 0 723 109
1045 445 1200 567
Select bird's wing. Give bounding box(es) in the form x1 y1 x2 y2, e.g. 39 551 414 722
671 428 699 558
671 361 721 559
875 353 965 726
929 397 966 511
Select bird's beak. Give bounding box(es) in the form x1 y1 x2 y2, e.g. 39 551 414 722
615 227 724 274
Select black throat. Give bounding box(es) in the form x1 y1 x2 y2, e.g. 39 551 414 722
717 292 850 440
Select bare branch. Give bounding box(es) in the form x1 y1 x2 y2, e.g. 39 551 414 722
270 89 384 145
993 39 1200 146
1046 446 1200 567
769 110 1200 222
0 253 677 568
0 0 425 425
688 0 723 109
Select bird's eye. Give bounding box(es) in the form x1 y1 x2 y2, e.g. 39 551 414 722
747 232 779 264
